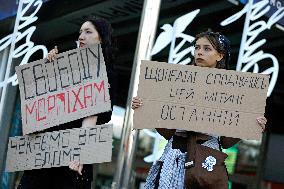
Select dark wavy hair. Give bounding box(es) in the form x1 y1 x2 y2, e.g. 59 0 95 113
82 16 116 66
193 31 231 69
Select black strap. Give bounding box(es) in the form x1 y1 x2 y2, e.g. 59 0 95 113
218 136 223 151
185 131 197 169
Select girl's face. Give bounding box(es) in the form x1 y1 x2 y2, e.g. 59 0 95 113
78 21 101 47
194 37 223 68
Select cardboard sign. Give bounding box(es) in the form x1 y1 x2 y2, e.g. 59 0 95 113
5 124 113 172
16 45 111 134
133 60 269 140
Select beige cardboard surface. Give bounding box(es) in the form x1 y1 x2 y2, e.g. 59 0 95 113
16 45 111 134
5 124 113 172
133 60 269 140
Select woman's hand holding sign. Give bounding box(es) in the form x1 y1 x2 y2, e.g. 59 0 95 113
47 46 58 61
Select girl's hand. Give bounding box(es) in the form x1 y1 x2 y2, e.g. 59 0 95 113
69 160 83 175
47 46 58 61
131 96 143 110
257 116 267 132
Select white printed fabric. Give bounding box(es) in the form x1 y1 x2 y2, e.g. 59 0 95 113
144 135 220 189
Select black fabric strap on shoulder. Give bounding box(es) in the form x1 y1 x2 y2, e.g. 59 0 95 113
218 136 223 151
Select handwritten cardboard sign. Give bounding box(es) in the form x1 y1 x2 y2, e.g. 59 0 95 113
16 45 111 134
5 124 113 172
133 60 269 140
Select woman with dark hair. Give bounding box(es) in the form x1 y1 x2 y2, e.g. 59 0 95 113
193 31 230 69
81 16 115 66
17 16 116 189
132 31 267 189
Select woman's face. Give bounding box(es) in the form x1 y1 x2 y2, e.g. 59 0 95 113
194 37 223 68
78 21 101 47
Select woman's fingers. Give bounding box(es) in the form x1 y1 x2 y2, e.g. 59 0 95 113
132 96 140 101
78 164 83 175
257 117 267 132
47 46 58 61
54 46 58 54
131 97 143 109
68 161 76 170
69 160 83 175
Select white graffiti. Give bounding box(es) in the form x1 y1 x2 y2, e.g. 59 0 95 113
0 0 48 88
151 9 200 65
221 0 284 96
270 0 283 9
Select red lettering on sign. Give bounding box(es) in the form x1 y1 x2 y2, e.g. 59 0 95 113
25 101 36 125
37 98 46 121
94 80 106 104
48 95 56 113
72 87 84 112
